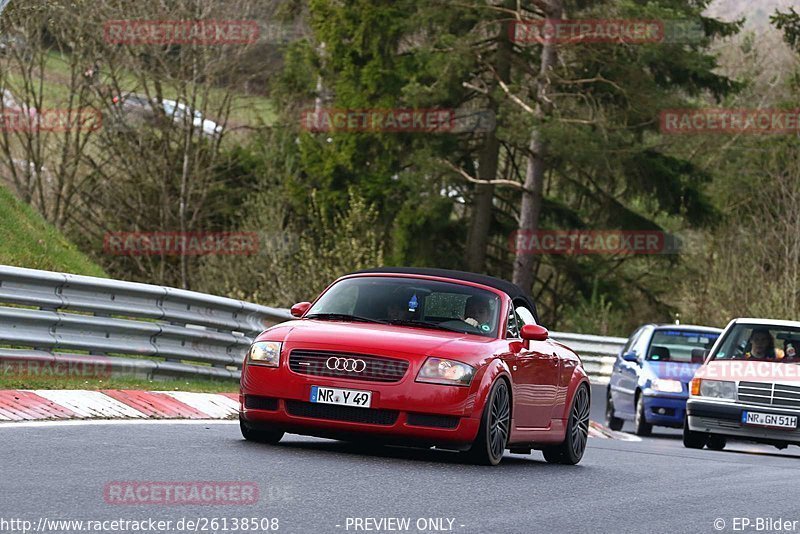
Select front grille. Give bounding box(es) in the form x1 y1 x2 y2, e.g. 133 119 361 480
288 350 409 383
244 395 278 411
285 400 399 426
696 417 742 431
738 382 800 409
407 413 460 429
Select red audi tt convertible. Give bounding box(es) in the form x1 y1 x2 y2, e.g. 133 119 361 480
239 268 591 465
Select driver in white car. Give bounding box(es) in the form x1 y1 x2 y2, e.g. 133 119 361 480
745 328 785 360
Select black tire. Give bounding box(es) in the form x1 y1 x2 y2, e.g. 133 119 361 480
465 379 511 465
605 390 624 431
240 416 284 444
542 384 590 465
682 417 708 449
633 395 652 437
706 435 727 451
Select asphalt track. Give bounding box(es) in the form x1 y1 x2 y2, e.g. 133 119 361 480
1 384 799 534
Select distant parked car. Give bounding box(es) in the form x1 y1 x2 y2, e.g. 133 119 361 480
1 88 17 110
685 318 800 451
1 88 37 122
606 324 722 435
110 92 222 137
162 99 222 137
0 32 32 61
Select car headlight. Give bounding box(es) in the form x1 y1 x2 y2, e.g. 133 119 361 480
247 341 282 367
651 379 683 393
416 357 475 387
694 379 736 400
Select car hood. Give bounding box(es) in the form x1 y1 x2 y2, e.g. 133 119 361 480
258 319 495 361
697 360 800 386
646 361 702 383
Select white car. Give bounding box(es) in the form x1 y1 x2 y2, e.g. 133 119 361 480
0 31 30 60
685 318 800 451
161 99 222 138
111 93 222 138
1 88 38 124
2 88 25 112
2 88 15 109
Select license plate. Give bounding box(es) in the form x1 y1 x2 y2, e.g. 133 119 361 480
310 386 372 408
742 411 798 429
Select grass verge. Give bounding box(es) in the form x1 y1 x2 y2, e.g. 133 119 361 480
0 184 107 276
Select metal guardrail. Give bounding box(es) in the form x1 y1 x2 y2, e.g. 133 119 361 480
0 266 622 383
0 266 291 381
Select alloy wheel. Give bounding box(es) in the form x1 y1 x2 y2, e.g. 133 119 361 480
488 381 511 461
570 386 590 459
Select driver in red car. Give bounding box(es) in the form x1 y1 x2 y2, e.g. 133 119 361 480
463 296 492 330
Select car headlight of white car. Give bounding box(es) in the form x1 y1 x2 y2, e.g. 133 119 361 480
691 379 736 400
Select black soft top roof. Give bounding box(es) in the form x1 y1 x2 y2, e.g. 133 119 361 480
352 267 540 323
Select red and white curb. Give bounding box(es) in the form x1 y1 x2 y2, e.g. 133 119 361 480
0 390 239 422
0 390 640 441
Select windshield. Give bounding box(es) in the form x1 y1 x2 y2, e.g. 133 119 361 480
646 329 720 363
712 324 800 362
306 276 502 338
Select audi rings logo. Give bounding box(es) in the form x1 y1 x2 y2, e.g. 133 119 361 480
326 357 367 373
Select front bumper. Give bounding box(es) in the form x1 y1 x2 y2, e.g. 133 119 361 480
687 398 800 445
642 392 687 427
240 362 484 447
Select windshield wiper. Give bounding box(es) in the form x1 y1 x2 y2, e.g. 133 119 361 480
386 319 468 334
305 313 387 324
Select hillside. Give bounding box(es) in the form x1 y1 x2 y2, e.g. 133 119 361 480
0 184 106 276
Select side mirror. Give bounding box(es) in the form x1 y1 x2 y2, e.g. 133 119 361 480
521 324 549 342
691 348 709 364
622 351 639 363
290 301 311 318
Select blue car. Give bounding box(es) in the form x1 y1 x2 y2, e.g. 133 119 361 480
606 324 722 435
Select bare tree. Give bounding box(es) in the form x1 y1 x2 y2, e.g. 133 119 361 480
0 1 102 228
64 0 268 288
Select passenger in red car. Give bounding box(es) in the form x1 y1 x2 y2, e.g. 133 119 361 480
386 288 415 321
387 300 409 321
